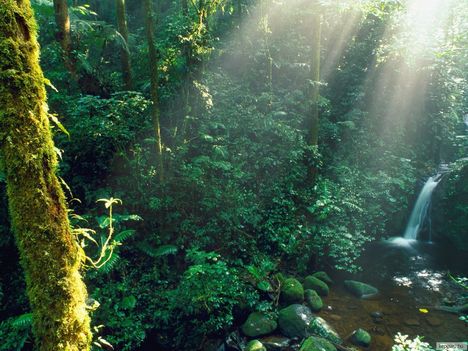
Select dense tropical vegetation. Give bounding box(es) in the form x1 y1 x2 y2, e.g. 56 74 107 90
0 0 467 350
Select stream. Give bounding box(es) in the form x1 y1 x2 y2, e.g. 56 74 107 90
328 239 467 350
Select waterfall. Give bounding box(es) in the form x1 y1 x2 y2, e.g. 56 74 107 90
403 174 443 240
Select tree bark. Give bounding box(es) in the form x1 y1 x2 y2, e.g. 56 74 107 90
309 12 322 146
115 0 133 90
53 0 76 78
0 1 92 351
144 0 164 182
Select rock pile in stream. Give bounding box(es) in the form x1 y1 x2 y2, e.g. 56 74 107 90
215 272 377 351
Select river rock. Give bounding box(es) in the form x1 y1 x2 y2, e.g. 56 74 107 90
304 276 329 296
245 340 267 351
350 328 371 347
259 336 291 350
300 336 336 351
280 278 304 304
329 314 342 322
312 271 333 285
309 317 342 344
241 312 277 337
278 304 314 338
204 339 224 351
305 289 323 312
344 280 379 299
225 331 244 351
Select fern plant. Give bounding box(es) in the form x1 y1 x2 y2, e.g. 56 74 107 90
72 197 141 274
0 313 33 351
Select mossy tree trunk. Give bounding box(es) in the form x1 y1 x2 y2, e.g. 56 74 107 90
53 0 76 79
144 0 164 182
0 1 92 350
115 0 133 90
309 12 322 146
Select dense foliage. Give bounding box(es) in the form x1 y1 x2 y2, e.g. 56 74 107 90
1 0 467 350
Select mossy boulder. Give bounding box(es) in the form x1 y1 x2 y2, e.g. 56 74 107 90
300 336 337 351
278 304 314 338
304 276 329 296
241 312 277 337
305 289 323 312
309 317 342 344
245 340 267 351
351 328 371 347
280 278 304 304
344 280 379 299
312 271 333 285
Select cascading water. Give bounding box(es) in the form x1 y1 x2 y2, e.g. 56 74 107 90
403 173 443 240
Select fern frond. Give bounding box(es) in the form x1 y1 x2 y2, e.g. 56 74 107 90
11 313 33 329
138 243 178 258
99 252 121 274
114 229 136 243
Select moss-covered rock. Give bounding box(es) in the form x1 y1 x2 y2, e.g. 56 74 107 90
241 312 277 337
351 328 371 347
300 336 337 351
245 340 267 351
305 289 323 312
344 280 378 299
312 271 333 285
278 304 314 338
309 317 342 344
280 278 304 304
304 276 329 296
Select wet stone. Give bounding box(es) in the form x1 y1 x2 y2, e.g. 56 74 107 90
329 314 342 322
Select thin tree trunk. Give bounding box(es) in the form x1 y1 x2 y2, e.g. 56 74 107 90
0 1 91 350
115 0 133 90
144 0 164 182
53 0 76 79
309 12 322 146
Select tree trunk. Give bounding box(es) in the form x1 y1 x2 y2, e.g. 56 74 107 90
309 12 322 146
115 0 133 90
144 0 164 182
53 0 76 78
0 1 92 351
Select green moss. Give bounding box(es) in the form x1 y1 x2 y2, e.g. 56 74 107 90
0 1 92 350
304 276 329 296
280 278 304 304
304 289 323 312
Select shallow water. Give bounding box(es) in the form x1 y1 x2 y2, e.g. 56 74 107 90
323 240 467 350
